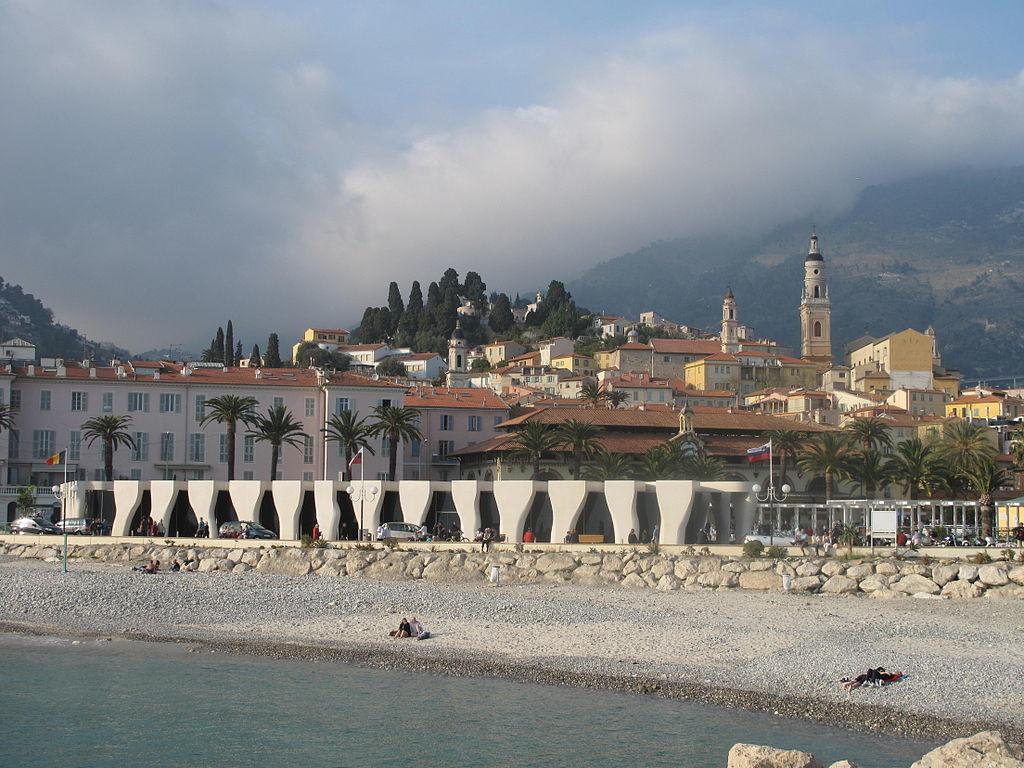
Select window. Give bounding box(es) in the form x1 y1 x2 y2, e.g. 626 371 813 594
305 397 315 417
32 429 56 459
302 471 313 481
440 414 454 431
376 472 388 481
334 397 350 415
190 433 205 462
129 468 142 480
303 435 314 464
272 396 284 410
40 390 51 411
411 440 421 457
8 430 19 459
160 433 175 462
195 395 206 421
159 393 181 413
243 435 254 463
128 392 150 412
813 285 820 298
93 468 104 480
380 398 393 408
131 433 149 462
494 416 502 426
102 392 113 412
71 391 88 411
10 389 21 410
68 431 81 461
219 433 229 463
381 437 391 455
813 321 822 338
243 471 254 481
468 415 482 432
438 440 454 457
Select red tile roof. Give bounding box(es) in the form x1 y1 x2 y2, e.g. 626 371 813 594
404 387 508 410
650 338 721 355
496 406 834 433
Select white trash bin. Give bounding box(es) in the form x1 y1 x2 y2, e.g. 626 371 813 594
489 564 501 586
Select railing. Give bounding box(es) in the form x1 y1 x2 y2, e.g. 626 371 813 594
0 485 57 498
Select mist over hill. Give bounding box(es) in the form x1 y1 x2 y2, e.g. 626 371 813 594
569 167 1024 381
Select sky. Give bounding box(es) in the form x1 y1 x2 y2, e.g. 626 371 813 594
3 0 1024 353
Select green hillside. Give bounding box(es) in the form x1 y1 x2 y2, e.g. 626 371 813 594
569 167 1024 381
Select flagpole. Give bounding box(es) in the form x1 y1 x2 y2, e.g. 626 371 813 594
358 448 365 542
62 451 68 575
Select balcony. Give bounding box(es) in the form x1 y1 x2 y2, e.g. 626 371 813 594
430 454 460 466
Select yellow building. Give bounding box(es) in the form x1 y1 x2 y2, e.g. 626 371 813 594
847 328 936 392
684 353 818 396
886 388 951 417
550 353 597 377
945 393 1024 420
291 327 350 363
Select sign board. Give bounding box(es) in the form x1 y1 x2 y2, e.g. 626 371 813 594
870 509 898 542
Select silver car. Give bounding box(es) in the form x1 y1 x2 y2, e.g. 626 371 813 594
11 516 62 535
55 518 94 535
379 522 422 541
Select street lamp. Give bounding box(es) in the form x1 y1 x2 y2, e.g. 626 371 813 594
51 483 69 574
752 481 791 547
346 484 379 541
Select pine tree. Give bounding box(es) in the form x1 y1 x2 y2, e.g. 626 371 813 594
224 321 234 366
463 271 487 312
265 333 282 367
250 343 262 367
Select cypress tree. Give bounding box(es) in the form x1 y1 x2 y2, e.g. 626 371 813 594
214 327 225 360
387 282 405 335
407 281 423 316
488 293 514 333
234 340 243 363
265 333 282 367
224 320 234 366
250 343 262 367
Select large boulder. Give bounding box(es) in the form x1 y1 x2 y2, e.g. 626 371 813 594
911 731 1024 768
820 575 858 594
858 575 890 593
931 564 960 587
978 565 1010 587
846 563 874 579
795 561 822 577
656 575 681 591
957 565 979 582
941 579 985 599
821 560 847 577
893 574 940 595
1009 565 1024 585
874 560 899 576
620 573 647 589
535 553 577 573
727 743 823 768
790 575 823 592
650 559 675 579
739 570 782 591
899 562 931 576
674 559 700 578
697 570 738 588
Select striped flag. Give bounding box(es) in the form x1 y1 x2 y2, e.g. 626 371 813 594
348 449 363 469
746 442 771 463
45 449 67 466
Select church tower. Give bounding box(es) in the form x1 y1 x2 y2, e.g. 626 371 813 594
799 232 832 366
446 320 470 387
721 287 740 354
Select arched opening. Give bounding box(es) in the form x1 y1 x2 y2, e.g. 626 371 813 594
805 476 827 499
425 491 460 537
813 321 822 337
685 492 716 544
258 493 280 535
536 469 563 481
524 492 552 542
168 491 198 537
636 491 661 543
86 490 116 531
298 491 317 537
813 285 820 298
728 309 734 320
6 501 17 522
480 491 499 533
577 492 613 542
129 491 153 536
336 491 359 539
379 491 403 524
215 490 238 531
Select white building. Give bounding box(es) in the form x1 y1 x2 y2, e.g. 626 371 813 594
0 338 36 363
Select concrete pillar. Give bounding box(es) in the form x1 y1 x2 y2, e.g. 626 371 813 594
228 480 268 524
734 493 757 542
653 480 697 545
604 481 639 544
187 481 219 538
271 481 304 540
150 480 183 534
451 480 481 536
313 481 341 539
492 480 537 543
350 480 385 535
548 480 588 541
399 481 433 526
111 481 144 537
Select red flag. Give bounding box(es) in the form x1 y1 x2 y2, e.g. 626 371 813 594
348 450 363 469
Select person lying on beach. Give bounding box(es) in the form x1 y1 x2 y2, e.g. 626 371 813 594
389 618 412 639
133 558 160 574
840 667 902 691
409 617 430 640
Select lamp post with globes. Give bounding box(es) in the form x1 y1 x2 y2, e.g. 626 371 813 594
751 481 790 547
346 484 379 541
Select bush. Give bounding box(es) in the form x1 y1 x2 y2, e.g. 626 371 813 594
647 541 660 556
742 540 765 558
970 550 992 565
765 545 788 559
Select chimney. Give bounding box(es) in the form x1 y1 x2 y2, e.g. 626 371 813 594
153 370 160 380
89 367 96 379
254 368 262 380
27 364 35 376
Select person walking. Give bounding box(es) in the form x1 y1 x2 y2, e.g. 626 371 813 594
481 527 494 553
311 521 321 541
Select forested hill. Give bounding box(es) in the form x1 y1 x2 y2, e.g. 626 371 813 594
0 276 127 362
569 166 1024 381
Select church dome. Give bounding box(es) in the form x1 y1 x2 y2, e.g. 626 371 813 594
450 320 465 341
806 233 823 262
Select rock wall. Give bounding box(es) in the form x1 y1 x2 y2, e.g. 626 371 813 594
4 541 1023 599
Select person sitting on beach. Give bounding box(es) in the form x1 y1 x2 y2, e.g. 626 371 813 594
170 559 181 572
389 618 412 639
840 667 902 691
409 616 430 640
133 557 160 574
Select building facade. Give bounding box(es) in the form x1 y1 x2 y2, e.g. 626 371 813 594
799 232 832 366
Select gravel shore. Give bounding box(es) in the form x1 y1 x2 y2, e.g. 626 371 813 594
2 555 1021 742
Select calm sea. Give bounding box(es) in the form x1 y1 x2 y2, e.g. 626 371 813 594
0 635 931 767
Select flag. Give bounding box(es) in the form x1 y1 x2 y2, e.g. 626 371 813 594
348 449 363 469
746 442 771 463
45 449 67 466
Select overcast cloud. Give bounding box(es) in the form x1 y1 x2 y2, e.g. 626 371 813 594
3 3 1024 352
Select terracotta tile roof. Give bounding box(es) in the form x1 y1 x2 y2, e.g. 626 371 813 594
13 365 402 389
616 343 652 351
393 352 444 361
847 404 908 415
404 386 508 410
453 431 805 458
308 327 350 335
702 353 739 362
496 406 834 433
950 394 1024 405
337 343 388 352
649 338 721 355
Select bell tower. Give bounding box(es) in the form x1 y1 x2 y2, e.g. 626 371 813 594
721 287 740 354
799 231 832 366
446 320 470 386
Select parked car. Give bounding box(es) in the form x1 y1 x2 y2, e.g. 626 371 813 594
11 516 62 535
218 521 278 540
742 533 797 547
54 518 94 535
378 522 422 541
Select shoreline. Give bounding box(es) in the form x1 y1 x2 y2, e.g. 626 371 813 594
0 619 1009 744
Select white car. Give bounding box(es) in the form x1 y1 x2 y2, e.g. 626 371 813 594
378 522 422 541
743 533 797 547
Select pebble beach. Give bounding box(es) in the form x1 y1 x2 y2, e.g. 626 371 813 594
2 553 1021 744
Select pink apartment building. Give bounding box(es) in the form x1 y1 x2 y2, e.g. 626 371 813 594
2 360 405 494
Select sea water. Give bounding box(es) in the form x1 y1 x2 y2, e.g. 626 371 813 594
0 635 931 767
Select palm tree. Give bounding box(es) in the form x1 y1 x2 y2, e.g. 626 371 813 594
81 415 136 481
851 448 894 499
247 405 309 480
367 404 423 481
844 416 893 454
200 395 258 480
322 410 376 480
765 428 803 487
959 458 1010 539
583 451 634 481
0 403 14 434
1009 427 1024 489
633 445 678 480
605 390 630 409
797 432 854 500
510 421 560 479
556 419 604 479
938 420 996 473
577 381 604 408
680 453 725 481
887 438 942 500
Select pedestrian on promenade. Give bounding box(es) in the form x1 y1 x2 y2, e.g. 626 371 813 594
481 527 494 553
311 522 321 541
627 529 638 544
523 528 535 543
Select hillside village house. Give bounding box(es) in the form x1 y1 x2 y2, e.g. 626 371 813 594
1 338 36 363
549 353 597 377
390 352 447 380
401 387 509 481
886 387 952 418
846 327 960 396
598 371 674 404
290 327 350 363
1 361 404 505
673 387 738 409
946 391 1024 420
537 337 575 366
482 340 525 367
